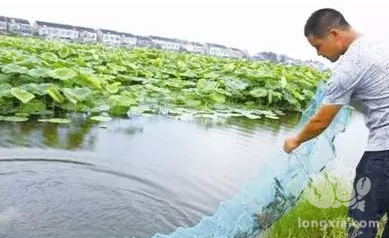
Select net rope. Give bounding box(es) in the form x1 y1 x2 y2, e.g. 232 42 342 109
147 82 353 238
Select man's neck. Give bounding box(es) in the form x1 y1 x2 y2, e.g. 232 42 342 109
345 29 361 46
341 28 361 55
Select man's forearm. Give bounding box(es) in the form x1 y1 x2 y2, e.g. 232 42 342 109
296 117 328 144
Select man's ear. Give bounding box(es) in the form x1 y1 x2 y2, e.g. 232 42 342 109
328 28 341 40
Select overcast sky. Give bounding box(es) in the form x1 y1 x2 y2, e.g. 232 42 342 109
0 0 387 63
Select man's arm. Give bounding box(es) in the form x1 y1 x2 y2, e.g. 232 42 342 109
296 103 343 143
283 103 343 153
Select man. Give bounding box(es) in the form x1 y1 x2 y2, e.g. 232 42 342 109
283 8 389 238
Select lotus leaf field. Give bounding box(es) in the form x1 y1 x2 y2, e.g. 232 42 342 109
0 36 330 123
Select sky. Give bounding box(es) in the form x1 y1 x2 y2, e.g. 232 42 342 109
0 0 388 63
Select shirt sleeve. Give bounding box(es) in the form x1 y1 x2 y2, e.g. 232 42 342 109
322 67 355 105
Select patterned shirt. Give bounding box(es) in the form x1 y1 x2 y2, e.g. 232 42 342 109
323 35 389 151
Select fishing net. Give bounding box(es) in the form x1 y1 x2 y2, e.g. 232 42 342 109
147 82 353 238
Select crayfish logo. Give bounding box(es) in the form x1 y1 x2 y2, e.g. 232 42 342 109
303 158 371 212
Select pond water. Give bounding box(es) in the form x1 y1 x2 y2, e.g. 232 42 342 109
0 111 366 238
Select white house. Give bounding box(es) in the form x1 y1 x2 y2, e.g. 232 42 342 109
206 43 231 58
97 29 121 46
229 47 249 59
34 21 78 41
120 32 137 47
0 17 7 33
75 26 97 43
7 17 31 36
150 36 180 51
181 41 207 54
0 16 31 36
135 35 155 48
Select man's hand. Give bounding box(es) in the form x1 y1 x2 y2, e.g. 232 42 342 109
283 136 301 153
282 104 342 154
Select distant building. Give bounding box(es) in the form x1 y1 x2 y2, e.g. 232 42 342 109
33 21 78 41
74 26 97 43
96 29 121 45
150 36 181 51
229 47 249 59
206 43 231 57
0 15 260 62
135 35 154 48
7 17 31 36
181 41 207 54
120 32 137 47
251 51 283 62
0 17 7 33
252 51 328 71
0 16 31 36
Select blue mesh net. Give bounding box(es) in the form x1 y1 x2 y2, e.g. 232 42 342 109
146 82 353 238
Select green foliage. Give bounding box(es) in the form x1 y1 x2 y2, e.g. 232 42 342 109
0 35 329 122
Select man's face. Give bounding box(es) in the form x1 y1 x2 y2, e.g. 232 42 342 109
307 31 343 62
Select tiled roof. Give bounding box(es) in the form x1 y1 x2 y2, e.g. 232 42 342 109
135 35 152 41
230 47 246 53
0 16 30 24
8 17 30 24
74 26 96 32
99 29 121 35
190 41 205 47
35 21 74 30
120 32 134 37
206 43 228 49
150 35 180 43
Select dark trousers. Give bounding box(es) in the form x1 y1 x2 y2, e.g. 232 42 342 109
348 150 389 238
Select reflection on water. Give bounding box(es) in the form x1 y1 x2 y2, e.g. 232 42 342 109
0 113 304 238
0 113 301 151
0 116 96 150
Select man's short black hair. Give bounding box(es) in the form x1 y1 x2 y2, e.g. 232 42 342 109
304 8 351 37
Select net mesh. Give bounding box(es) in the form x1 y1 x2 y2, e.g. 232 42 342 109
147 82 353 238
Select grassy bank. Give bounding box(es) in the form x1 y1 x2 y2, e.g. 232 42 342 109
260 172 387 238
